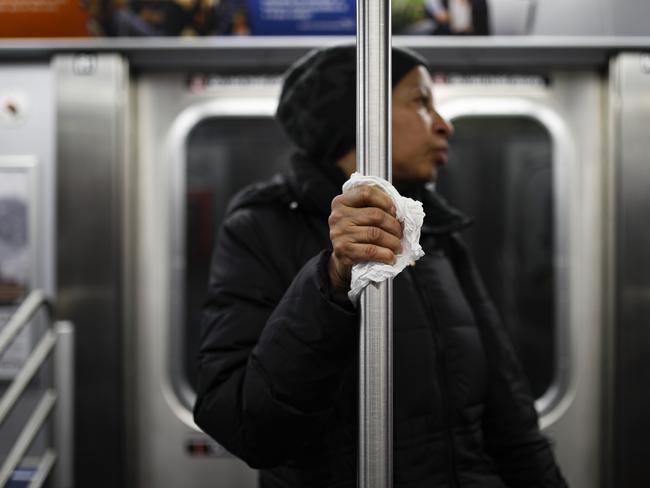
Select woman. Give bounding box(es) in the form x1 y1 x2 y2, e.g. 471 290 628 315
194 45 567 488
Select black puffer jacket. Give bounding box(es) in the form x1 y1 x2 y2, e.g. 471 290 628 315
194 154 568 488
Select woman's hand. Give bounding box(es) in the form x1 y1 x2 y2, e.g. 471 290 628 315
328 185 403 291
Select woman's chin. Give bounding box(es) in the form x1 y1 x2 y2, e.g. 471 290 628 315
392 163 439 185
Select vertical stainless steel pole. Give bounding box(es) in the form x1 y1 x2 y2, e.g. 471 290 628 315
54 321 75 488
357 1 392 488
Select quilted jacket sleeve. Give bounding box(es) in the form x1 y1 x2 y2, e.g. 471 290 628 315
449 235 568 488
193 206 358 469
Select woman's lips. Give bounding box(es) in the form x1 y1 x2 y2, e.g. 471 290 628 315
434 147 449 165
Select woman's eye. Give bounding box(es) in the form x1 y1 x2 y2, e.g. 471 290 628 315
416 96 430 107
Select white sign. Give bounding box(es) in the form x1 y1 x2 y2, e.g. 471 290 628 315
0 156 36 379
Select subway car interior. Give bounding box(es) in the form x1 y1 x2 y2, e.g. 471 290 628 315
1 0 650 487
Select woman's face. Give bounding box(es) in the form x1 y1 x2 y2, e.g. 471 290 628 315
391 66 453 184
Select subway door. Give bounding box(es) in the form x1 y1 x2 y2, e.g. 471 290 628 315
135 73 292 487
434 71 604 488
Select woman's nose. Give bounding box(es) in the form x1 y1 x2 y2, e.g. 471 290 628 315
434 112 454 138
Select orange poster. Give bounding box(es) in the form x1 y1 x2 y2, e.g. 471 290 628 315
0 0 91 37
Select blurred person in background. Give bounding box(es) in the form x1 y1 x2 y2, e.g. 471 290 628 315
88 0 248 36
425 0 490 35
393 0 490 35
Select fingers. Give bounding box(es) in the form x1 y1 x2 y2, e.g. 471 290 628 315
350 207 402 240
329 184 405 283
329 238 397 290
333 242 397 267
336 185 396 217
331 186 402 241
331 225 402 256
329 206 402 243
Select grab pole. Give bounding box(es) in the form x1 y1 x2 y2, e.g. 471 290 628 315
356 1 393 488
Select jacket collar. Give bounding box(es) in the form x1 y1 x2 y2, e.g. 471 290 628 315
284 152 472 236
284 152 346 218
418 184 473 236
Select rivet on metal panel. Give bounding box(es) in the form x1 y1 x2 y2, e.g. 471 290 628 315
73 54 98 76
641 54 650 74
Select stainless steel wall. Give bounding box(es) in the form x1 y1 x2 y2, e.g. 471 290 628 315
0 64 55 297
530 0 650 35
54 53 130 488
0 64 56 481
608 52 650 488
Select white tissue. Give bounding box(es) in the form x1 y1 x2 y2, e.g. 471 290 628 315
341 173 426 303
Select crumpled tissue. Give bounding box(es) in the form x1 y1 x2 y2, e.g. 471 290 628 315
341 172 425 303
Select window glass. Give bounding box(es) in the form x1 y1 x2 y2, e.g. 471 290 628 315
184 117 292 391
182 115 556 400
436 116 554 398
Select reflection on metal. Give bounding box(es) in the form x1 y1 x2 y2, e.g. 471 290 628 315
608 52 650 488
357 0 393 487
54 53 129 488
53 321 75 488
72 54 98 76
437 98 575 426
0 290 74 488
640 54 650 74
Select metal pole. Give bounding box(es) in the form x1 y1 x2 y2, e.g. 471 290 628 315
356 1 392 488
53 321 75 488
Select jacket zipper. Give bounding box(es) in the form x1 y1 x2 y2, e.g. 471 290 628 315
408 266 460 488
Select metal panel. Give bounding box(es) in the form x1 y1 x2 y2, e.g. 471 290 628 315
3 38 650 71
608 52 650 488
54 53 130 488
134 73 270 488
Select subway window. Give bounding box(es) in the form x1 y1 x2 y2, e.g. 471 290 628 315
437 116 555 399
183 116 292 394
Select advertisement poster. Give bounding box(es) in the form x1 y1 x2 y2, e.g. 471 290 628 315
393 0 490 35
0 0 90 37
99 0 356 36
0 0 504 37
247 0 355 36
